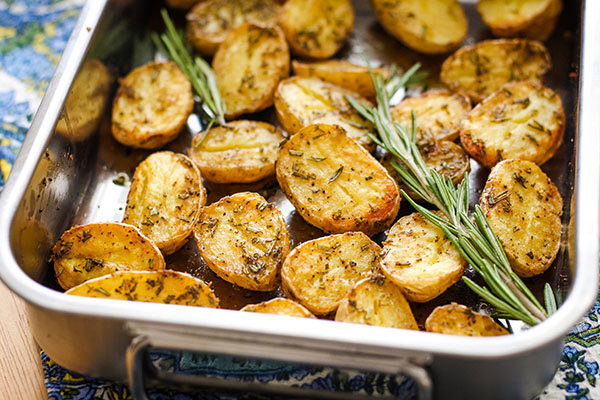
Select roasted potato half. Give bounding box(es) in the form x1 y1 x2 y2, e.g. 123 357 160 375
276 124 400 236
123 151 206 255
381 212 466 302
240 298 315 318
371 0 467 54
66 270 219 307
279 0 354 59
194 192 290 291
214 23 289 120
480 159 562 277
52 223 165 290
274 77 375 150
460 81 564 168
186 0 281 56
111 61 193 149
335 276 418 330
189 120 285 184
281 232 381 315
441 39 551 103
56 59 112 141
425 303 509 336
391 90 471 143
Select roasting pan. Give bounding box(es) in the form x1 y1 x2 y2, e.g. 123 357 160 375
0 0 599 399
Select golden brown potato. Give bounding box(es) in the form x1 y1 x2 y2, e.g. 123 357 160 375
122 151 206 255
66 270 219 307
441 39 551 103
371 0 467 54
279 0 354 59
460 81 564 168
292 60 387 99
274 77 375 149
276 124 400 236
52 223 165 290
56 59 112 141
111 61 193 149
335 276 418 329
480 159 562 277
240 298 315 317
194 192 290 291
381 212 466 302
189 120 285 184
186 0 281 56
391 89 471 143
281 232 381 315
425 303 509 336
166 0 203 9
213 23 289 119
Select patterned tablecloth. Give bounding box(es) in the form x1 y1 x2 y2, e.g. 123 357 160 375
1 1 599 399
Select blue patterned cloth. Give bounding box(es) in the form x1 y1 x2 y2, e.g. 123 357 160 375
1 1 599 399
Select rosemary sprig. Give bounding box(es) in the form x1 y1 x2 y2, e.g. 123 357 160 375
347 65 553 326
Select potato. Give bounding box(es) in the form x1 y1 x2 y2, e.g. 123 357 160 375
213 23 289 120
391 90 471 144
66 270 219 307
274 77 375 150
292 60 387 99
276 124 400 236
56 59 112 141
240 298 315 318
281 232 381 315
279 0 354 59
189 120 285 184
425 303 509 336
371 0 467 55
441 39 551 103
477 0 562 41
480 159 562 277
111 61 193 149
52 223 165 290
335 276 418 330
460 81 564 168
381 212 466 302
122 151 206 255
193 192 290 291
166 0 202 9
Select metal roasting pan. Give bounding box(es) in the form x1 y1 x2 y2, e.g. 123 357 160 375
0 0 599 398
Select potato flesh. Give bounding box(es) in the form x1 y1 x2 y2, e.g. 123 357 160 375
478 0 551 27
480 159 562 277
381 212 466 302
123 151 206 255
240 298 315 318
425 303 509 336
281 232 381 315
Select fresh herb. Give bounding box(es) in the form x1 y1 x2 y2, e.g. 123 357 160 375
256 202 268 211
527 120 546 132
307 156 327 162
93 287 110 296
81 230 92 242
288 150 304 157
488 190 509 206
83 258 104 272
112 173 129 186
328 166 344 184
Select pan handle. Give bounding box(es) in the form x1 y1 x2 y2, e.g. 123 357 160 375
125 329 433 400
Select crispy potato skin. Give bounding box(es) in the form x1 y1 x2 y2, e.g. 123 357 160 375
189 120 285 184
213 23 289 120
441 39 551 103
66 270 219 307
52 223 165 290
335 276 418 329
371 0 467 54
194 192 290 291
425 303 509 336
274 77 375 150
279 0 354 59
166 0 202 9
56 59 112 141
281 232 381 315
240 298 315 318
276 124 400 236
391 90 471 143
111 61 193 149
460 81 564 167
123 151 206 255
381 212 466 302
186 0 281 56
480 159 562 277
